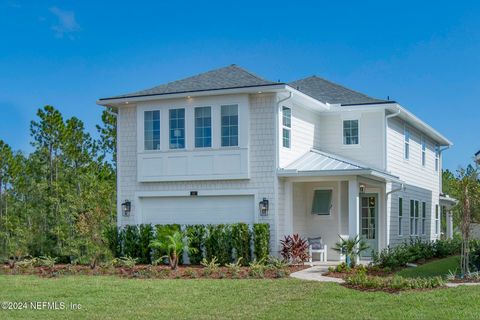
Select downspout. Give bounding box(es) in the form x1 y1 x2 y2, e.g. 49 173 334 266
274 91 293 254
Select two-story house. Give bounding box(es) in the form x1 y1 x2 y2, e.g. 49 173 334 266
97 65 452 260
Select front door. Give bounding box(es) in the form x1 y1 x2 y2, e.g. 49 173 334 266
359 194 378 257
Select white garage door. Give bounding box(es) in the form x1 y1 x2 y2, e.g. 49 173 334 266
139 195 255 225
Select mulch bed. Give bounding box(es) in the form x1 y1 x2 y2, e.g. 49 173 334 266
0 264 309 280
342 283 446 294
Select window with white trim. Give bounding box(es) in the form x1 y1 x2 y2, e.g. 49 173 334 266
422 202 426 235
421 136 426 166
194 107 212 148
282 106 291 148
169 108 185 149
435 204 440 235
399 197 403 236
221 104 238 147
343 120 359 145
144 110 160 150
404 125 410 160
435 145 440 172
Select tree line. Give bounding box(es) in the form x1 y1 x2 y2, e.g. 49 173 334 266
0 106 116 265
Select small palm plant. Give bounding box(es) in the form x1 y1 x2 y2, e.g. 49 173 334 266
150 231 197 270
333 235 369 268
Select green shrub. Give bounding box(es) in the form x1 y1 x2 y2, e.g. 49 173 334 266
104 224 122 258
185 225 206 265
231 223 251 265
113 256 138 269
138 224 154 264
253 223 270 261
372 238 462 270
345 273 445 290
249 260 266 278
123 225 141 259
205 224 232 265
226 258 243 278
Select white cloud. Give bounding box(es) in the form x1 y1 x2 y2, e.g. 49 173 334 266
49 6 81 39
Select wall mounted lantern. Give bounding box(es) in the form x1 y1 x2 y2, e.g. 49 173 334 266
121 200 131 216
359 184 366 193
259 198 269 216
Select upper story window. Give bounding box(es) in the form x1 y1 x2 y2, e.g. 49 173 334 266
421 136 426 166
195 107 212 148
435 146 440 172
169 108 185 149
144 110 160 150
343 120 359 145
282 106 291 148
404 125 410 160
221 104 238 147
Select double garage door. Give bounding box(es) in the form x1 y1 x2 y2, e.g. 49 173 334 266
139 195 255 225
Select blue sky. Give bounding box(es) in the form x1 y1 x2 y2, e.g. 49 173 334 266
0 1 479 171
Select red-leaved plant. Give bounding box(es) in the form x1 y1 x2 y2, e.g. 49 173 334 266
280 234 309 265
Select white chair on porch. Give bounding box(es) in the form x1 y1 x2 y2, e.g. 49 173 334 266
308 237 327 265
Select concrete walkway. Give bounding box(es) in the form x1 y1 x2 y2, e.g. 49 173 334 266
290 265 345 283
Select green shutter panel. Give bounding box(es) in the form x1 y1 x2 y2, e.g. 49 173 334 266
312 190 332 215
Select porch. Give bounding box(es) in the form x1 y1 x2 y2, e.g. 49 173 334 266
278 149 402 261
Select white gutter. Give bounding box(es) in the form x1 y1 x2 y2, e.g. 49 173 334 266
386 184 405 196
384 107 401 171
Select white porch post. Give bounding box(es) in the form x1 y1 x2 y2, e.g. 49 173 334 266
446 210 454 239
348 178 360 239
285 180 294 236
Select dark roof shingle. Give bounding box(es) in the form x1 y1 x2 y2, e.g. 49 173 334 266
100 64 280 100
288 76 388 105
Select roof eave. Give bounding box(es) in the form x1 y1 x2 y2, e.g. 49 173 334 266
277 168 402 183
97 83 287 106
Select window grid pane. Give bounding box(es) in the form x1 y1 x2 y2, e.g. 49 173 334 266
221 105 238 147
169 108 185 149
343 120 359 145
195 107 212 148
282 107 291 148
399 198 403 235
144 110 160 150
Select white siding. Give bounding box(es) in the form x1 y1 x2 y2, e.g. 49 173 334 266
317 110 385 170
387 116 441 245
278 102 321 168
117 93 279 252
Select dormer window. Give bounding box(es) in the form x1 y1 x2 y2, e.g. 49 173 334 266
282 106 291 148
343 120 359 145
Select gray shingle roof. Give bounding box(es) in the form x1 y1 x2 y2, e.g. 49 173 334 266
288 76 388 105
100 64 281 100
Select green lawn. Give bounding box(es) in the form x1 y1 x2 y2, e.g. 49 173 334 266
396 256 460 279
1 276 480 319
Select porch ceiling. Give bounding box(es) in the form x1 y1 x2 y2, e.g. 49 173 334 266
278 149 402 183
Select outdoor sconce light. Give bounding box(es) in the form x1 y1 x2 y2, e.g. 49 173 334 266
121 200 131 216
359 184 366 193
259 198 269 216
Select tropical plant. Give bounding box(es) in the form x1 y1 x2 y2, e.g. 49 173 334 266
150 231 197 270
201 257 220 276
333 235 369 267
226 257 243 278
112 256 138 269
280 234 309 264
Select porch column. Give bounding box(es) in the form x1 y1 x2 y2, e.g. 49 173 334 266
348 178 360 238
446 210 454 239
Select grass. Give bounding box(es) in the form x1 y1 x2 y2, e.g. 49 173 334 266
0 276 480 319
396 256 460 279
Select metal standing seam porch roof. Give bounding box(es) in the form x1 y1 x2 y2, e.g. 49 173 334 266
278 149 402 182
